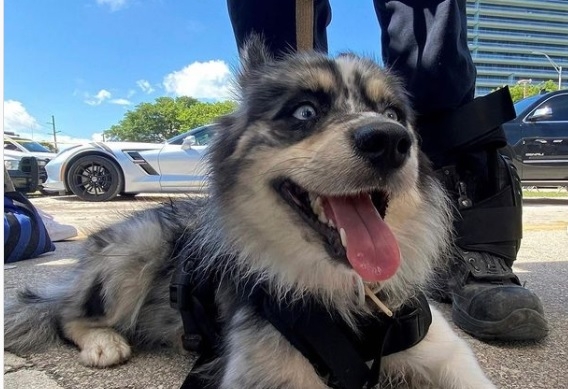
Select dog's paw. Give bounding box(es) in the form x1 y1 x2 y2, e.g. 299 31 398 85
79 329 132 367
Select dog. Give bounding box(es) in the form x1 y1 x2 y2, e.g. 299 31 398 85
4 37 495 388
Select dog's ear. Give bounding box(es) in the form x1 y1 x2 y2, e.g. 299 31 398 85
239 34 273 80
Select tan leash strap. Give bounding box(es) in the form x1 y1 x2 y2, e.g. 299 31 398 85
295 0 314 52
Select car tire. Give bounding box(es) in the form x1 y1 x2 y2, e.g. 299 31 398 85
66 155 123 202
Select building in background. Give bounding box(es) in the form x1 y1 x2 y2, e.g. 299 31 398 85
467 0 567 96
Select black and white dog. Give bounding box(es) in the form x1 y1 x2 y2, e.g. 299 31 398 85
5 38 494 388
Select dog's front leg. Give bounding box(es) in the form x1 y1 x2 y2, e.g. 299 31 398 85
220 308 329 389
382 305 495 389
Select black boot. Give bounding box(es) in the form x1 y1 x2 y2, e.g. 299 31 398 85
435 152 549 341
422 88 549 341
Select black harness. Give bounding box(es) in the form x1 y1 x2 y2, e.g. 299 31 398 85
170 257 432 389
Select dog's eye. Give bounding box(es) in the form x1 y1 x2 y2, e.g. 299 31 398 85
383 108 399 121
293 104 318 121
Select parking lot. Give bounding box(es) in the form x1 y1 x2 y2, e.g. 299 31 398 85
4 193 568 389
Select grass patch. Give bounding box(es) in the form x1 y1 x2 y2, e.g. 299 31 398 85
522 189 568 198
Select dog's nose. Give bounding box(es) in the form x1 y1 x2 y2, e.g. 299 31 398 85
353 123 412 170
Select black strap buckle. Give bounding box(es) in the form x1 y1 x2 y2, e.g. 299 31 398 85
419 87 515 155
170 258 221 354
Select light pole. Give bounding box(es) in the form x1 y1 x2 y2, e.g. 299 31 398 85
517 79 532 98
532 51 563 90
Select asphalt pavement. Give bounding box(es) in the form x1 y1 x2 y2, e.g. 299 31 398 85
3 194 568 389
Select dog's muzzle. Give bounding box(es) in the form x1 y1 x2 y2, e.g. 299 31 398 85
275 178 401 282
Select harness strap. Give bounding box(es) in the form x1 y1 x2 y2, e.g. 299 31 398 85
170 256 222 389
250 286 432 389
257 292 372 389
179 353 213 389
172 260 432 389
381 293 432 356
170 258 220 354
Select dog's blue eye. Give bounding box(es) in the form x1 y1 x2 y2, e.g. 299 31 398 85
293 104 317 120
383 108 398 121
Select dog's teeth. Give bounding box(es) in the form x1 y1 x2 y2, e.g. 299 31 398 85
328 219 336 228
339 228 347 248
309 193 317 207
314 197 323 214
310 195 328 223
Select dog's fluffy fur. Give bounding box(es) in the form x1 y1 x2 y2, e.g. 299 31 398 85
5 38 495 388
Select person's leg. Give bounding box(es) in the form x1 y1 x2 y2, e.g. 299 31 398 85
374 0 548 340
227 0 331 56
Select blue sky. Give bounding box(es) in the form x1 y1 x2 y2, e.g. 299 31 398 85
4 0 384 148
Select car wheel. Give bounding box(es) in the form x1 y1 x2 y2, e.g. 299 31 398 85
66 155 123 201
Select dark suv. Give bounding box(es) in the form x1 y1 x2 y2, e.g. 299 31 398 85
501 90 568 187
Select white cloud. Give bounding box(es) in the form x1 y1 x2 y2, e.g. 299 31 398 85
56 132 116 151
85 89 112 106
110 98 132 106
163 60 232 100
91 132 105 142
3 100 42 134
136 79 155 94
3 101 111 151
96 0 128 12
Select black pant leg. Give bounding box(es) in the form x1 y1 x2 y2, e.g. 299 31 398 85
227 0 332 55
373 0 476 116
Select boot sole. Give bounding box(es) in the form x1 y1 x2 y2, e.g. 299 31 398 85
452 305 549 341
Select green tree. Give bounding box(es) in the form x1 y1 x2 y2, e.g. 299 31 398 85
503 80 558 103
106 97 236 142
180 101 237 130
39 141 57 153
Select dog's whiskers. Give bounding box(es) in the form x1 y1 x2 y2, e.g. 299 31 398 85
354 275 366 306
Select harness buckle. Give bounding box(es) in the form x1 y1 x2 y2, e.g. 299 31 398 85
457 181 473 209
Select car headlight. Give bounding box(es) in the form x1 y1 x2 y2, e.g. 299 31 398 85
4 160 20 170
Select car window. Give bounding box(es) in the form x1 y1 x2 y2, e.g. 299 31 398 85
167 132 189 145
4 141 19 151
18 140 52 153
167 126 211 145
192 130 210 146
533 94 568 121
514 95 540 116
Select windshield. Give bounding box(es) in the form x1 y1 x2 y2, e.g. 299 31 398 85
19 140 52 153
513 95 541 116
167 132 191 145
167 125 211 145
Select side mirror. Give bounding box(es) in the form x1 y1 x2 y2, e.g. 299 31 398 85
528 106 552 121
181 135 197 150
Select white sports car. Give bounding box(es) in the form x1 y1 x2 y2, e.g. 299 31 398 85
43 126 212 201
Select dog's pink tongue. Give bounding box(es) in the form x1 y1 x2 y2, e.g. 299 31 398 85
325 194 400 281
